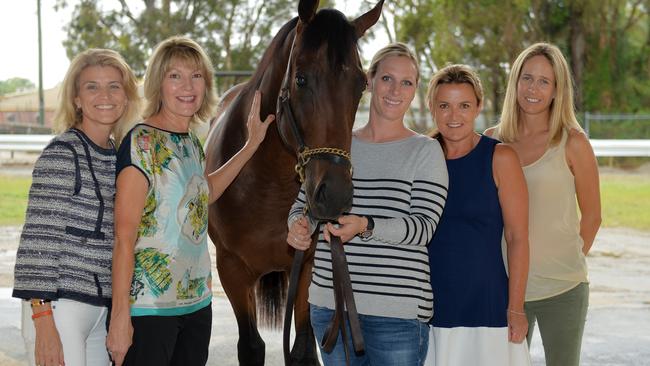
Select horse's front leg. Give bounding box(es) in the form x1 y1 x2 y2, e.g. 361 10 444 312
217 251 266 366
290 254 320 366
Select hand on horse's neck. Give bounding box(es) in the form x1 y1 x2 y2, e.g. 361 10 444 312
354 120 416 143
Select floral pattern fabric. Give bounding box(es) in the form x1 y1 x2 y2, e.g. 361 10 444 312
117 124 212 316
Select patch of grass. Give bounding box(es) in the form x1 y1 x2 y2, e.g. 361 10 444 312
0 172 648 231
0 175 30 225
600 174 650 231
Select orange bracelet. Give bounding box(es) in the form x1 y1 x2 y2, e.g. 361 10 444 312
31 309 53 320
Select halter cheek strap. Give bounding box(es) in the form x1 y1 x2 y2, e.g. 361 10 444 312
276 34 352 184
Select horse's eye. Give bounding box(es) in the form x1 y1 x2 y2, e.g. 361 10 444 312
295 74 307 87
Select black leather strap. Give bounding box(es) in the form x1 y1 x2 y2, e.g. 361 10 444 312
320 235 365 360
283 249 305 365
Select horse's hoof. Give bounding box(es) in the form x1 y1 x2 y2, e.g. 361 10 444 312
237 338 265 366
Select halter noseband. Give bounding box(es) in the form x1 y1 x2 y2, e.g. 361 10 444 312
277 34 352 183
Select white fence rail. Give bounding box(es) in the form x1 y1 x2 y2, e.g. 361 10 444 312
1 134 649 157
590 140 650 157
0 135 54 152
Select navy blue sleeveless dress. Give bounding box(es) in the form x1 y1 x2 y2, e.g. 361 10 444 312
424 135 530 366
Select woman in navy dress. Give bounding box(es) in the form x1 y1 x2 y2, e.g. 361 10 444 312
424 64 530 366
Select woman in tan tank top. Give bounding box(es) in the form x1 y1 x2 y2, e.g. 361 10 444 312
486 43 601 366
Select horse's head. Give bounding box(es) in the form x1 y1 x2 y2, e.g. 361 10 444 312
276 0 383 221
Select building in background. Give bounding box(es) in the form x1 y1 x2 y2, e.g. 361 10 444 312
0 85 58 133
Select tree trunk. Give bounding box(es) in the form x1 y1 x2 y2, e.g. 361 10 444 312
569 2 586 112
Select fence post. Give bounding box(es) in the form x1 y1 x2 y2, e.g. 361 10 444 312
584 112 590 136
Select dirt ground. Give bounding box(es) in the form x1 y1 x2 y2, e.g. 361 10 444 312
1 226 649 365
1 153 649 365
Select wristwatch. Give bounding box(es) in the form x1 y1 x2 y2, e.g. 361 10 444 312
358 215 374 241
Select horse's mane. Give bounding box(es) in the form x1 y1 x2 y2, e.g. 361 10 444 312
248 8 359 90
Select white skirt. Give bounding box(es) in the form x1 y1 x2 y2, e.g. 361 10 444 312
424 326 531 366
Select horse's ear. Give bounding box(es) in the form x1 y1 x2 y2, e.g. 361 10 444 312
353 0 384 38
298 0 319 24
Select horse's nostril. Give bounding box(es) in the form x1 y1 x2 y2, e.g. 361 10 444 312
315 183 327 203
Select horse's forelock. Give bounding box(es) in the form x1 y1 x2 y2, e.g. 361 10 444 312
301 9 359 71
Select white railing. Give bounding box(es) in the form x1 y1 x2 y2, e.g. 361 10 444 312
0 134 649 157
0 135 54 152
590 140 650 157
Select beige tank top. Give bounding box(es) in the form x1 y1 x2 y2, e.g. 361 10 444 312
521 129 588 301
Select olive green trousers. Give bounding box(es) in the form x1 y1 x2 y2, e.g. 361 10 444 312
525 282 589 366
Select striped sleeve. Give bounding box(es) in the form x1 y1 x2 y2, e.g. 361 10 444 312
372 140 448 246
12 141 76 300
287 187 318 233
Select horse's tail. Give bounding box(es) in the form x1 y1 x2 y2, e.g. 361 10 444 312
255 271 288 330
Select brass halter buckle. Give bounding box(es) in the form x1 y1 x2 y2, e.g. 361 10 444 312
294 147 352 183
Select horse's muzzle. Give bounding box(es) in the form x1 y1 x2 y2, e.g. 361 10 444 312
306 170 353 221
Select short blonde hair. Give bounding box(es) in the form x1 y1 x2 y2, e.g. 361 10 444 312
54 49 140 138
497 42 582 145
426 64 483 150
368 42 420 84
142 36 217 127
426 64 484 112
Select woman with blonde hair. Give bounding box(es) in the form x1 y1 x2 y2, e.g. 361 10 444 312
287 43 448 365
106 36 274 366
487 42 601 366
425 64 530 366
13 48 140 366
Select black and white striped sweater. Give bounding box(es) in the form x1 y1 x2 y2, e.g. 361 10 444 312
289 134 448 322
13 129 116 306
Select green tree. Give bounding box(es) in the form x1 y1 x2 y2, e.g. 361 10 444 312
0 77 35 95
581 0 649 113
383 0 531 128
56 0 295 93
385 0 649 131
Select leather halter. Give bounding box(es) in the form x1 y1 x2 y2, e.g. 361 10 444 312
276 35 352 184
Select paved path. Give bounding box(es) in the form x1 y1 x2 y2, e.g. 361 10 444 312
1 227 649 365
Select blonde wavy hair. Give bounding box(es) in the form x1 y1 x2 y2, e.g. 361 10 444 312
53 48 140 140
496 42 582 146
426 64 484 151
368 42 420 84
142 36 217 129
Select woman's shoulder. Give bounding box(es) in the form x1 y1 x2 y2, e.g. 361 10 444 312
410 133 444 154
120 122 151 143
565 128 590 149
410 132 439 145
42 129 81 154
493 143 519 165
565 127 594 158
126 122 150 135
484 126 498 138
32 131 80 176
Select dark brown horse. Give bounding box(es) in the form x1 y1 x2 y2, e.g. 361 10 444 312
205 0 383 364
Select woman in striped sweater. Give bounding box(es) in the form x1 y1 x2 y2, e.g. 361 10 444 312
287 43 448 365
13 49 140 366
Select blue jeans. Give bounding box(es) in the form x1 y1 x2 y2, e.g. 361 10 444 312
310 304 429 366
